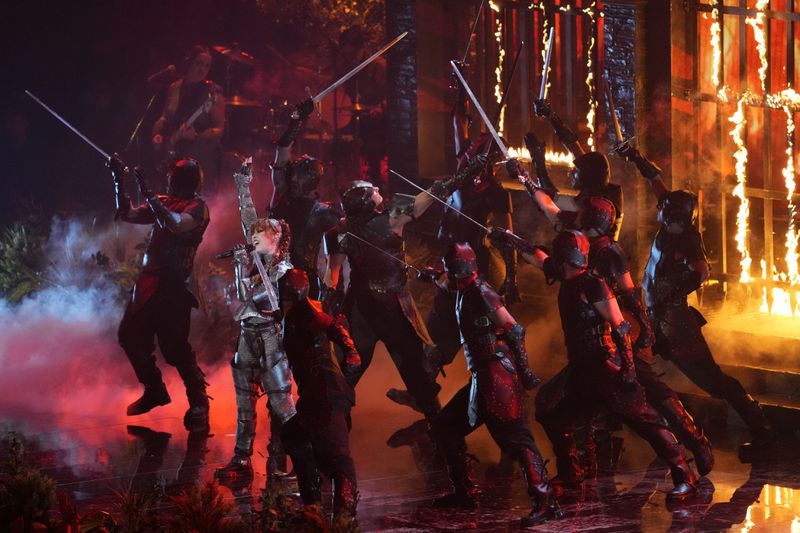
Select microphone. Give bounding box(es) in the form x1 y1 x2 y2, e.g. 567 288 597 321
215 243 255 259
147 64 177 84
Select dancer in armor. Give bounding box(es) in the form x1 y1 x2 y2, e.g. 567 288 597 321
428 242 562 527
215 159 297 479
270 99 341 300
529 98 624 238
492 229 698 501
110 155 211 432
506 160 715 479
280 269 362 525
615 144 775 446
323 156 487 421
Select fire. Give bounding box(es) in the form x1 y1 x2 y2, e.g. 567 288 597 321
729 97 752 283
490 1 506 135
782 102 800 286
709 0 721 88
506 145 574 167
583 2 597 149
745 0 770 93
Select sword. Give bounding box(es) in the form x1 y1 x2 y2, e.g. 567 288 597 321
389 169 490 233
538 26 555 101
604 81 635 151
313 32 408 103
26 90 111 160
450 60 509 159
344 230 421 276
461 0 486 64
251 251 280 311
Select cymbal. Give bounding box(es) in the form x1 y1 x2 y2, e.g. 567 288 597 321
212 45 257 66
226 95 263 107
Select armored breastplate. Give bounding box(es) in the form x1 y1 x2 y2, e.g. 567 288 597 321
558 275 609 354
344 212 407 291
142 196 207 279
643 229 684 309
438 187 492 246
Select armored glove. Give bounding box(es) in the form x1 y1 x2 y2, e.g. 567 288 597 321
505 323 541 390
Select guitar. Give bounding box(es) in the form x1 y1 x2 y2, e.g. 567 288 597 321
158 85 217 166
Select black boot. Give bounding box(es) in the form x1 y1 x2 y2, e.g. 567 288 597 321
666 459 697 502
732 394 776 447
547 429 584 489
433 448 480 508
660 397 714 476
386 388 422 413
332 473 359 520
215 454 253 479
518 447 564 527
287 441 321 505
177 365 210 432
127 382 171 416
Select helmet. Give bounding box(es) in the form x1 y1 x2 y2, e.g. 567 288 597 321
571 152 610 191
444 242 478 279
168 158 204 198
342 180 378 217
580 196 616 237
658 190 698 230
551 230 590 269
280 268 310 303
286 155 323 198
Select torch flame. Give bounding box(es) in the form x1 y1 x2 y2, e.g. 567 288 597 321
583 2 597 149
710 0 721 88
507 145 574 167
490 1 506 134
729 97 752 283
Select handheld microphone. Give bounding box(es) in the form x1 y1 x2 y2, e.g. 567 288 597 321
215 243 255 259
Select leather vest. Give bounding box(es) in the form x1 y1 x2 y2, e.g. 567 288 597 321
342 211 408 291
141 195 208 280
558 272 614 357
457 279 506 370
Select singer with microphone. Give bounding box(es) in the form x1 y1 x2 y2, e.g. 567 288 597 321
152 44 225 191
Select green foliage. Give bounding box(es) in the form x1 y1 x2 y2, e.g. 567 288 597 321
0 432 56 529
0 221 47 302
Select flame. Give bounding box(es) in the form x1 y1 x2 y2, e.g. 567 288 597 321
490 1 506 135
729 97 752 283
540 7 552 101
783 100 800 286
507 145 574 167
583 2 597 149
710 0 721 88
745 0 770 94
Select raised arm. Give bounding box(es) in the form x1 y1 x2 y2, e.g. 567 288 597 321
233 159 259 243
615 144 669 201
532 98 585 157
270 99 314 211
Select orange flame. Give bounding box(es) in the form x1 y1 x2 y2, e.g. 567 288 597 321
583 2 597 149
710 0 721 88
729 98 752 283
745 0 770 94
490 1 506 135
507 145 574 167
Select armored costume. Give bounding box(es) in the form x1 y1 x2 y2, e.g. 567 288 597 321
429 243 560 526
111 157 211 432
497 230 697 500
216 161 296 478
584 197 714 477
326 192 442 419
280 269 361 521
271 99 341 299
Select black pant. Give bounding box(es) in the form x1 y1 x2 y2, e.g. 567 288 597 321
536 358 688 478
282 406 356 483
653 307 769 431
346 289 441 416
425 287 464 369
430 383 539 457
118 281 202 394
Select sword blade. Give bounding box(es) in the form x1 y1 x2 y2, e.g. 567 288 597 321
538 26 555 101
25 90 110 160
449 60 509 158
604 82 624 144
389 169 490 233
314 32 408 103
461 0 486 64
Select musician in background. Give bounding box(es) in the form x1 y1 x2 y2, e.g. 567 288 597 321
152 45 225 191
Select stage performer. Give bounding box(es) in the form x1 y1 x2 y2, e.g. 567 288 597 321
506 159 715 481
529 99 624 238
491 228 698 501
109 155 211 432
215 159 296 479
152 45 225 189
323 155 487 422
269 98 341 300
615 144 775 447
428 242 562 527
280 268 362 526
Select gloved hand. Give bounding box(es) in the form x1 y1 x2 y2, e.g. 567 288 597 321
519 368 542 390
504 158 526 181
321 285 346 316
417 266 445 284
499 277 521 305
232 243 250 264
618 362 637 390
134 167 154 199
614 142 639 161
532 98 552 118
108 153 128 180
342 349 362 376
293 98 315 120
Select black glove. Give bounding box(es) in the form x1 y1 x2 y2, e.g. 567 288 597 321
321 285 346 316
504 158 526 181
532 98 552 118
430 153 487 200
505 323 541 390
108 153 128 181
614 142 638 162
499 277 521 305
488 227 544 256
342 348 362 376
417 266 445 284
134 167 154 199
293 98 315 121
611 321 637 390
